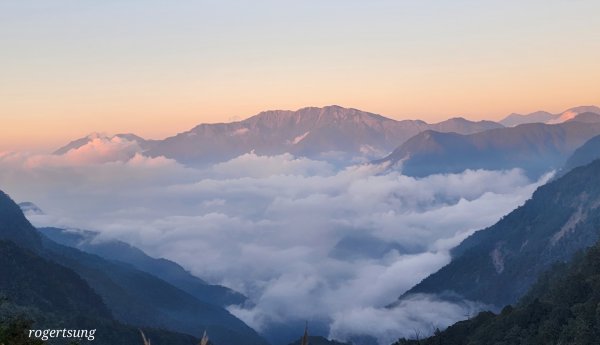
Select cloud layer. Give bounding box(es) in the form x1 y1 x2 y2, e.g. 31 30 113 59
0 138 550 344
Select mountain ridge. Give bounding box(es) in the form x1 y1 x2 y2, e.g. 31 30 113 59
376 121 600 178
499 105 600 127
0 190 268 345
54 105 503 166
559 134 600 177
396 239 600 345
53 104 599 168
398 158 600 309
40 226 247 308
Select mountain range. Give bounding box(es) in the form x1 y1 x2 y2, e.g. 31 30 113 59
0 191 268 345
0 239 198 345
398 139 600 310
499 105 600 127
376 119 600 178
23 103 600 344
387 135 600 343
39 226 246 308
54 105 600 177
54 105 503 166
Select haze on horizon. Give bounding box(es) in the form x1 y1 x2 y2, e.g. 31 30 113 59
2 0 599 151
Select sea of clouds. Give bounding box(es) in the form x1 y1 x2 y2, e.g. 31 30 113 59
0 135 550 344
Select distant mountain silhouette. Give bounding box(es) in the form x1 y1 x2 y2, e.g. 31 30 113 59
548 106 600 124
54 133 149 155
429 117 503 134
499 105 600 127
149 106 504 165
566 111 600 124
499 111 557 127
376 121 600 178
55 106 502 166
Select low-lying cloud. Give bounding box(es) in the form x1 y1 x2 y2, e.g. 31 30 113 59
0 137 550 344
329 294 488 345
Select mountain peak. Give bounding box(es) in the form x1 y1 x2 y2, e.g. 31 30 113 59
568 112 600 124
0 191 42 249
54 133 147 155
252 105 380 120
239 105 392 132
59 105 502 166
547 105 600 124
446 117 469 122
498 106 600 127
563 105 600 114
499 110 557 127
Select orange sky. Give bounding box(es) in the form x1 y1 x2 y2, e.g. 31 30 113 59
2 1 600 151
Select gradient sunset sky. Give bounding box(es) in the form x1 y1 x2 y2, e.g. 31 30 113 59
2 0 599 151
